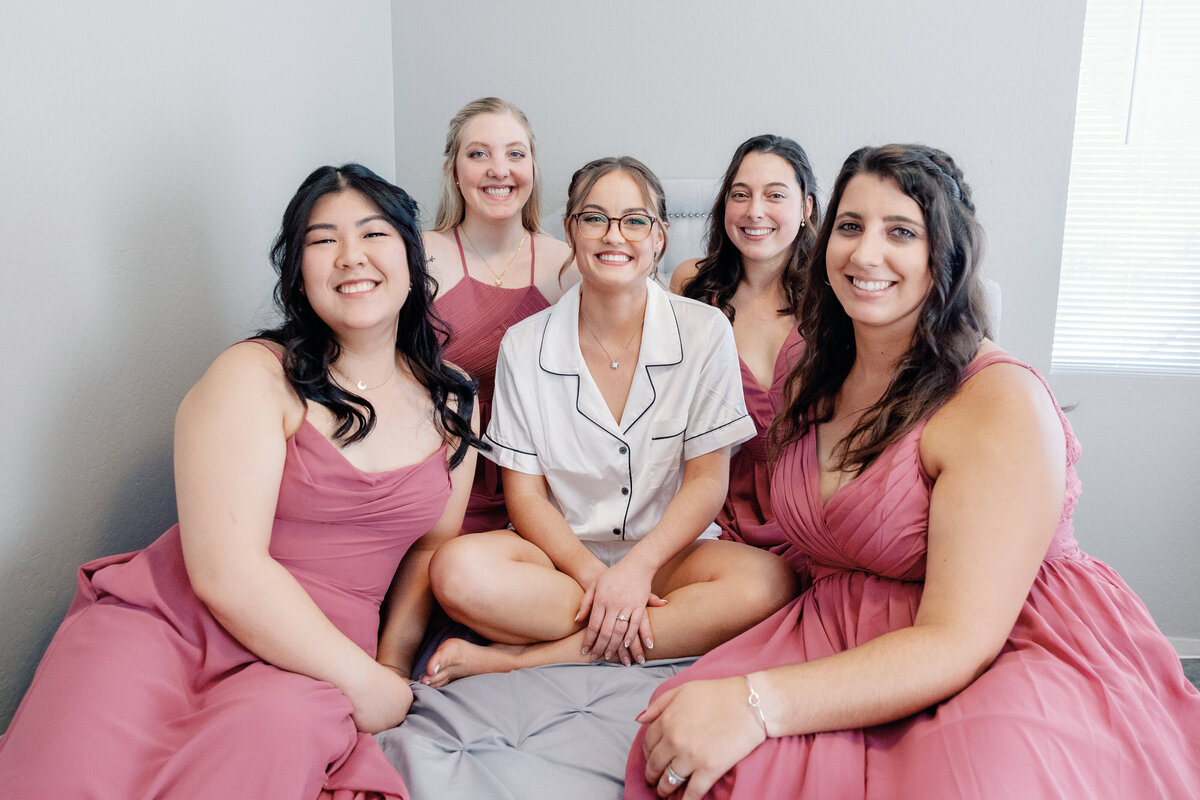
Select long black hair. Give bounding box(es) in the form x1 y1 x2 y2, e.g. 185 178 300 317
682 134 820 321
257 163 483 468
772 144 989 472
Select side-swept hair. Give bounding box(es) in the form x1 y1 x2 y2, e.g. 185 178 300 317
683 134 821 322
258 163 483 468
559 156 670 283
771 144 990 473
431 97 542 233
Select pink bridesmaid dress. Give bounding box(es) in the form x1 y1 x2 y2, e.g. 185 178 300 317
626 351 1200 799
0 344 453 799
433 230 548 533
717 324 808 577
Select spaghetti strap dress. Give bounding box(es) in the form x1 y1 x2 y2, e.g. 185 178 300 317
433 230 548 533
0 341 452 799
625 350 1200 799
717 324 808 577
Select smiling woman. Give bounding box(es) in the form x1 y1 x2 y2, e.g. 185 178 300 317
423 97 577 536
0 164 484 799
419 156 800 687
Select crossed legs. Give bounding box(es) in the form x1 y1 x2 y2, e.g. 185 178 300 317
422 532 799 686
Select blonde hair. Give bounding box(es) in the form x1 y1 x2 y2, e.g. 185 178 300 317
431 97 542 233
559 156 670 284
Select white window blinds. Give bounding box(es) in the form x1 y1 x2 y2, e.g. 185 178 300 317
1051 0 1200 375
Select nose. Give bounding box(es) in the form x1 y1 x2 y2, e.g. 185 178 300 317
601 217 626 245
487 161 510 179
336 237 366 269
746 196 765 219
849 231 882 268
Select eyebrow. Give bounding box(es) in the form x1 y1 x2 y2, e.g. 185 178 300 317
730 181 792 191
581 203 651 215
835 210 923 226
304 214 388 234
464 141 528 150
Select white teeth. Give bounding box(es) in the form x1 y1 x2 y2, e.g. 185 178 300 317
852 277 893 292
742 227 773 236
597 254 632 263
338 281 378 294
484 187 512 197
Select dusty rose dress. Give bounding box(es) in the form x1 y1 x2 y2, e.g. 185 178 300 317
433 230 547 533
0 349 452 799
626 351 1200 799
717 324 807 576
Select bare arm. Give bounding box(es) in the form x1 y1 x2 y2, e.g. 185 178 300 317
176 343 412 734
669 258 701 295
639 361 1066 798
504 466 606 589
376 403 479 679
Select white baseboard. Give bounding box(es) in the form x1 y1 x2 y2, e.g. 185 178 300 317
1168 637 1200 659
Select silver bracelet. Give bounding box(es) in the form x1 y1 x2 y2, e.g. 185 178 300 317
744 674 768 736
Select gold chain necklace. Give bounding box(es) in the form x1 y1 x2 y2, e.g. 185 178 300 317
580 309 641 370
331 363 395 392
458 226 527 286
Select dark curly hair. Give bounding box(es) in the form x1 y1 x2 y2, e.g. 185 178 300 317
772 144 990 473
681 135 820 321
257 163 483 468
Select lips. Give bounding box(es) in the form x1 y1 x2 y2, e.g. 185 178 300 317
482 186 514 198
337 280 379 294
850 277 895 292
596 252 633 264
741 227 775 237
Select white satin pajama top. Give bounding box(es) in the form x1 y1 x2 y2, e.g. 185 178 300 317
483 279 755 543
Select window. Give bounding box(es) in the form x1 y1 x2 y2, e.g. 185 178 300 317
1052 0 1200 375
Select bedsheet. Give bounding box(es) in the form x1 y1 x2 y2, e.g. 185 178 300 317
376 658 694 800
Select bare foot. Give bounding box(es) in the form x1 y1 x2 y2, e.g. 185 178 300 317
421 638 529 688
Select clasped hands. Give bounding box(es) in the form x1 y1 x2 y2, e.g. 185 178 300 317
575 556 665 666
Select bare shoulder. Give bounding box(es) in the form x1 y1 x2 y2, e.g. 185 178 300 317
533 233 575 300
921 345 1064 479
421 229 461 297
670 258 701 294
178 341 303 435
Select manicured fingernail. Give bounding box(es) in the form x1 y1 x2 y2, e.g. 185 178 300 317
581 647 589 655
622 655 631 666
635 709 646 721
647 639 654 649
433 664 440 674
636 655 645 664
624 640 631 648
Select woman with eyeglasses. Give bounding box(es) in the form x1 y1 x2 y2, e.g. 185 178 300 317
423 97 576 535
672 135 820 576
419 157 800 685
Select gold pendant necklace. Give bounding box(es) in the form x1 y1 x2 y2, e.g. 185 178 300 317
459 226 527 286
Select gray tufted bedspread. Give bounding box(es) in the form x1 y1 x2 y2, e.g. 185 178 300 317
376 658 695 800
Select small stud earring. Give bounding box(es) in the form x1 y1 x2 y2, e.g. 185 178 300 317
800 220 806 228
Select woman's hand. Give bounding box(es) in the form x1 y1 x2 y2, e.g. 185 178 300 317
578 556 664 665
638 676 766 799
345 661 415 734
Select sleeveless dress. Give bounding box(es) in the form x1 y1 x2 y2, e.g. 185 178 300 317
625 351 1200 799
433 230 548 533
717 324 807 577
0 344 452 799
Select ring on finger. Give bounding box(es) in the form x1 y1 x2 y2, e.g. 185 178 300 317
665 764 687 786
617 613 629 622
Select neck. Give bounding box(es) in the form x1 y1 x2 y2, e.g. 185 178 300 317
459 214 528 257
740 252 788 291
848 322 914 388
333 326 402 380
579 279 649 335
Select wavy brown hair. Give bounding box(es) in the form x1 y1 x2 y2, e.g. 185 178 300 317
771 144 990 473
682 134 820 322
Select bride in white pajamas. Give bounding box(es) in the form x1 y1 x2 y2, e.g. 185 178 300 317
421 156 799 685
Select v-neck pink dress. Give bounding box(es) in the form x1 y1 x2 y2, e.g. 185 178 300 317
0 345 452 799
433 230 548 533
626 351 1200 799
717 324 806 576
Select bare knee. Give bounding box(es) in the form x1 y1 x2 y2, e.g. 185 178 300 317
429 535 491 617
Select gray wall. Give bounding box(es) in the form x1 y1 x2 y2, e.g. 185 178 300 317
0 1 397 727
394 0 1198 654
